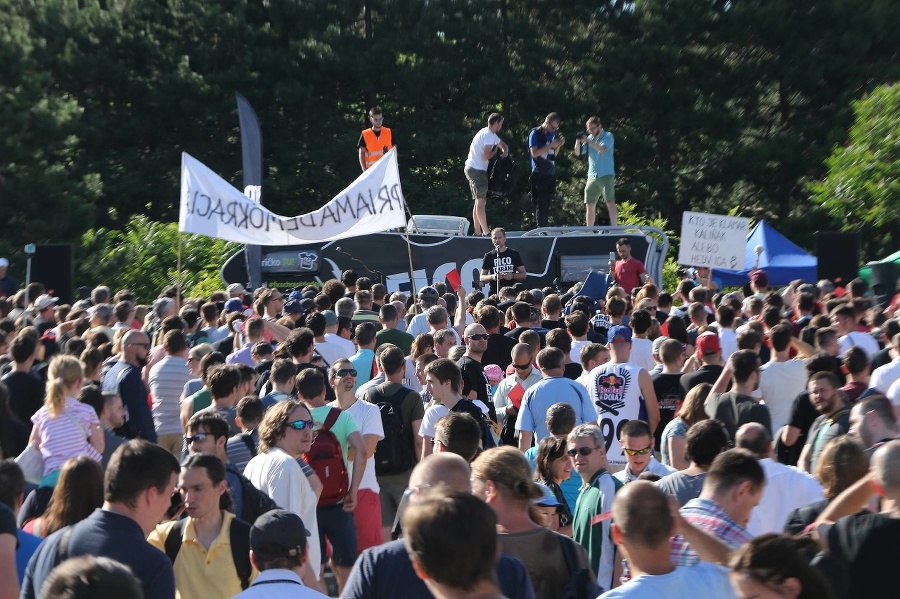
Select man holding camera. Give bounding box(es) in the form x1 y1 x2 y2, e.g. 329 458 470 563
574 116 616 227
528 112 565 228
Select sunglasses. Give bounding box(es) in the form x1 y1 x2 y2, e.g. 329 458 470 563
513 363 531 370
287 419 315 431
334 369 358 378
130 342 151 349
623 445 653 456
185 432 212 444
467 334 489 341
567 446 599 457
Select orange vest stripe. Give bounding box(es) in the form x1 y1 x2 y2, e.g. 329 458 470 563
362 127 392 169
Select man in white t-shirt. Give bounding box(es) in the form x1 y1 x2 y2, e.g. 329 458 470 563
754 323 808 436
464 113 509 236
603 481 738 598
870 333 900 393
329 358 385 554
832 304 879 358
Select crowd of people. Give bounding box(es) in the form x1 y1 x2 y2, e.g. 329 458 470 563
0 243 899 599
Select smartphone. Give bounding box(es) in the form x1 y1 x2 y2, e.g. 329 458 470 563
609 251 616 263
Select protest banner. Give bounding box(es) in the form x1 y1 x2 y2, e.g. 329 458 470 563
678 211 750 270
179 148 406 245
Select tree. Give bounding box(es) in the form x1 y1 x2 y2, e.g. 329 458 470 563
811 82 900 259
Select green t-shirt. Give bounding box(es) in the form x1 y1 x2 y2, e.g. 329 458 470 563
309 405 358 467
375 327 415 356
190 388 212 414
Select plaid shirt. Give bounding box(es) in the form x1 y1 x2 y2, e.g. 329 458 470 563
670 498 752 566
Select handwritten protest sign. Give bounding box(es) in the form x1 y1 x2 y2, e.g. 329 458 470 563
179 149 406 245
678 211 750 270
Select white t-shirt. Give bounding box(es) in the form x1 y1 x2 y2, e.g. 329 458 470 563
838 331 880 358
570 339 591 365
870 357 900 394
630 338 655 371
465 127 502 171
754 359 808 435
418 400 489 438
600 562 737 598
243 448 320 578
587 362 647 467
316 334 355 366
887 377 900 409
747 458 824 536
718 328 738 363
329 399 384 493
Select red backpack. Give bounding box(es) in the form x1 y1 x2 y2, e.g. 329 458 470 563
302 408 349 506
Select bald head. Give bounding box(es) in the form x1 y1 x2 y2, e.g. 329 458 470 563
512 342 532 362
409 453 472 493
121 329 148 347
872 440 900 492
735 423 772 458
612 481 673 548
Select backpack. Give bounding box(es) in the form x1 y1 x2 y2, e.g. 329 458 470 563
557 533 603 599
236 471 279 524
488 154 518 197
370 385 416 476
163 517 253 590
450 399 501 449
302 408 349 506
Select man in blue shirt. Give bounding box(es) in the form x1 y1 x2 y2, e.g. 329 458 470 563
528 113 565 228
574 116 616 227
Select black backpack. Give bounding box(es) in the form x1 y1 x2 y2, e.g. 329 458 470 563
450 398 501 449
234 468 279 524
163 517 253 590
371 385 416 476
488 154 518 197
557 533 603 599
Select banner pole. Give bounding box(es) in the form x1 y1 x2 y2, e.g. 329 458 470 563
404 228 416 294
176 232 183 310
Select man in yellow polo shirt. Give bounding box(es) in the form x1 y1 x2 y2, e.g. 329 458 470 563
149 453 256 599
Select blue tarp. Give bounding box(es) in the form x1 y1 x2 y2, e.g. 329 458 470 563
714 221 817 287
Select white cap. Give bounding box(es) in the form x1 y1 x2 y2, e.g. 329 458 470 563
34 294 59 310
0 258 8 268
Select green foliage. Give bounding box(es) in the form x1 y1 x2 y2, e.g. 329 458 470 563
77 216 240 303
811 82 900 258
2 0 900 279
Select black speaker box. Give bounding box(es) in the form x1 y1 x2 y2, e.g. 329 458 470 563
816 232 858 287
30 244 74 304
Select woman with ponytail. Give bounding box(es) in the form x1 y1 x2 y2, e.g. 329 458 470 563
471 446 594 599
29 355 104 480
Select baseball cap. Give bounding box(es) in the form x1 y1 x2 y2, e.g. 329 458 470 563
608 325 632 344
532 483 561 507
418 286 440 304
652 336 667 357
322 310 338 326
250 510 310 559
696 332 721 355
288 290 304 302
34 294 59 311
483 364 504 384
749 270 768 287
227 283 245 295
224 298 244 313
283 300 304 315
0 258 8 268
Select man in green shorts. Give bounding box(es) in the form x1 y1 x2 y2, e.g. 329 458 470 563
574 116 616 227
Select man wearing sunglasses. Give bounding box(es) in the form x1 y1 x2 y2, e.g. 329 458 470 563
492 343 541 446
567 423 623 592
611 420 674 485
102 329 155 442
458 324 496 422
358 106 394 172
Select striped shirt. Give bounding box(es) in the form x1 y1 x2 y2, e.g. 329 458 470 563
573 469 622 591
671 498 752 566
149 355 193 436
31 398 101 475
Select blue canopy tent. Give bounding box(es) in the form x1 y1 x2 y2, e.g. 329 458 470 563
714 221 817 287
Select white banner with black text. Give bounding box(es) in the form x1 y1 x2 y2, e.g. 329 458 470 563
179 149 406 245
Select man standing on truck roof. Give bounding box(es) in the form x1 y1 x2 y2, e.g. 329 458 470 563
359 106 394 172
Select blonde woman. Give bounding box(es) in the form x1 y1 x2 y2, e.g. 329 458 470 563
29 355 104 479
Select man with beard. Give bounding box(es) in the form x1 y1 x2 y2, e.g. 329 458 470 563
799 371 852 474
102 329 156 442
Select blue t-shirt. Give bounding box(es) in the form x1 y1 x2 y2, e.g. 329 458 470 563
579 130 615 178
524 446 581 514
515 376 597 442
343 538 535 599
528 127 558 174
17 530 42 584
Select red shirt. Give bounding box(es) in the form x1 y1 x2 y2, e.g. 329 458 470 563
614 257 645 293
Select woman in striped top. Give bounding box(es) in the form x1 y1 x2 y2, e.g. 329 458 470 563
29 355 104 479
